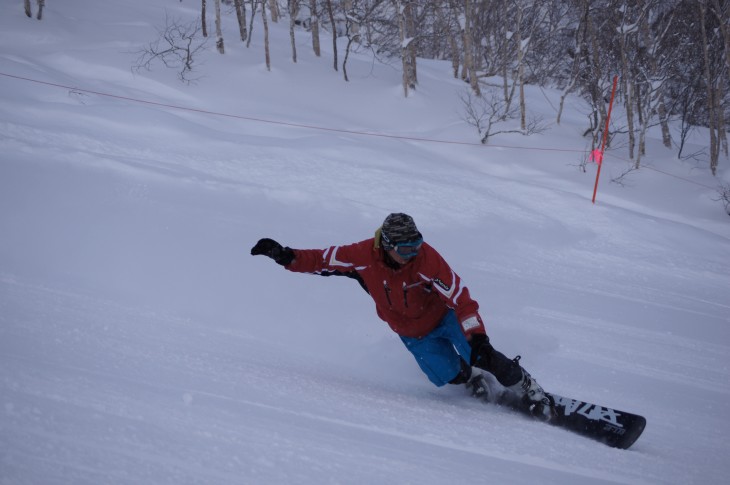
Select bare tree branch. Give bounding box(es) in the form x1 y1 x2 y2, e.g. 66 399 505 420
713 183 730 216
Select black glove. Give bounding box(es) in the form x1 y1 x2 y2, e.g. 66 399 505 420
251 238 295 266
469 334 523 387
469 333 492 367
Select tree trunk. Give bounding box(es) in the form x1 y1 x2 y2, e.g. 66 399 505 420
716 85 728 158
342 0 357 82
437 2 459 78
462 0 480 95
234 0 248 42
515 3 525 131
262 0 272 70
586 13 606 149
269 0 280 23
201 0 208 38
214 0 225 54
24 0 31 18
657 94 672 149
709 0 729 158
395 0 410 97
247 0 257 48
393 0 417 96
638 90 649 166
36 0 44 20
310 0 321 56
557 43 582 125
288 0 298 63
557 78 575 125
343 33 353 82
635 83 645 158
326 0 338 71
619 3 643 163
638 0 672 150
405 1 418 87
699 1 719 175
619 33 636 161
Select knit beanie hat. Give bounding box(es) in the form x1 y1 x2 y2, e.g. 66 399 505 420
380 213 421 249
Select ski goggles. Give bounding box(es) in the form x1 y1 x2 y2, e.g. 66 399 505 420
383 237 423 259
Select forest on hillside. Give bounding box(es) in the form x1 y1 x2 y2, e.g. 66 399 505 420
22 0 729 176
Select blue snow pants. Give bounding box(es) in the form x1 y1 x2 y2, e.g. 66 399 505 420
400 310 472 387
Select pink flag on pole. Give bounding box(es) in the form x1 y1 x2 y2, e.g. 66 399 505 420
590 149 603 165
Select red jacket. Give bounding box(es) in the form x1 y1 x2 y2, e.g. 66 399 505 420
285 237 486 339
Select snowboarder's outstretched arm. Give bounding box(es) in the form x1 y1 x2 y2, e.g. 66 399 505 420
251 238 369 292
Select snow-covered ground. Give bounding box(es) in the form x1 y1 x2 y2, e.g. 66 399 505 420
1 1 729 483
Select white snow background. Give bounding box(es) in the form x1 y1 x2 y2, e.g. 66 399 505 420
2 1 730 484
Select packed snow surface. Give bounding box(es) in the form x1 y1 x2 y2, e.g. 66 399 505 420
1 2 729 484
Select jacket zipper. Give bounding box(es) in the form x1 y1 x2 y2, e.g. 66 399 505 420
402 281 409 308
383 280 392 306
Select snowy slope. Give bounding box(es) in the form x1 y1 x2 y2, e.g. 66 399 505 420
1 1 729 484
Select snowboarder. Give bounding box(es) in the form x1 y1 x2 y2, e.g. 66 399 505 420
251 212 553 416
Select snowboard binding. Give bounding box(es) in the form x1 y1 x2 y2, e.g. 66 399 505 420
524 392 557 421
466 373 491 401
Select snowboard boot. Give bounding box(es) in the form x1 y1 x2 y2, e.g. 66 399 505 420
506 364 555 420
471 341 554 418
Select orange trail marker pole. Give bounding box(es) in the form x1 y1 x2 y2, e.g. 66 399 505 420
592 75 618 204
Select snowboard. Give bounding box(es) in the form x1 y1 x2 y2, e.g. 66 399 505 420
496 389 647 450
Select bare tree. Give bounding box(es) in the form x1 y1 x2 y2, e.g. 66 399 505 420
342 0 359 81
512 0 537 131
706 0 729 161
711 0 730 76
201 0 208 37
133 14 208 84
583 9 608 151
341 0 384 81
310 0 321 56
462 0 480 96
262 0 272 70
405 0 418 86
639 1 673 149
288 0 300 62
393 0 417 96
435 1 461 79
247 0 258 48
233 0 248 42
325 0 338 71
715 183 730 216
699 0 720 175
24 0 44 20
610 163 640 186
674 74 703 159
214 0 225 53
460 88 546 144
617 1 639 161
269 0 281 23
557 1 588 125
634 0 678 164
